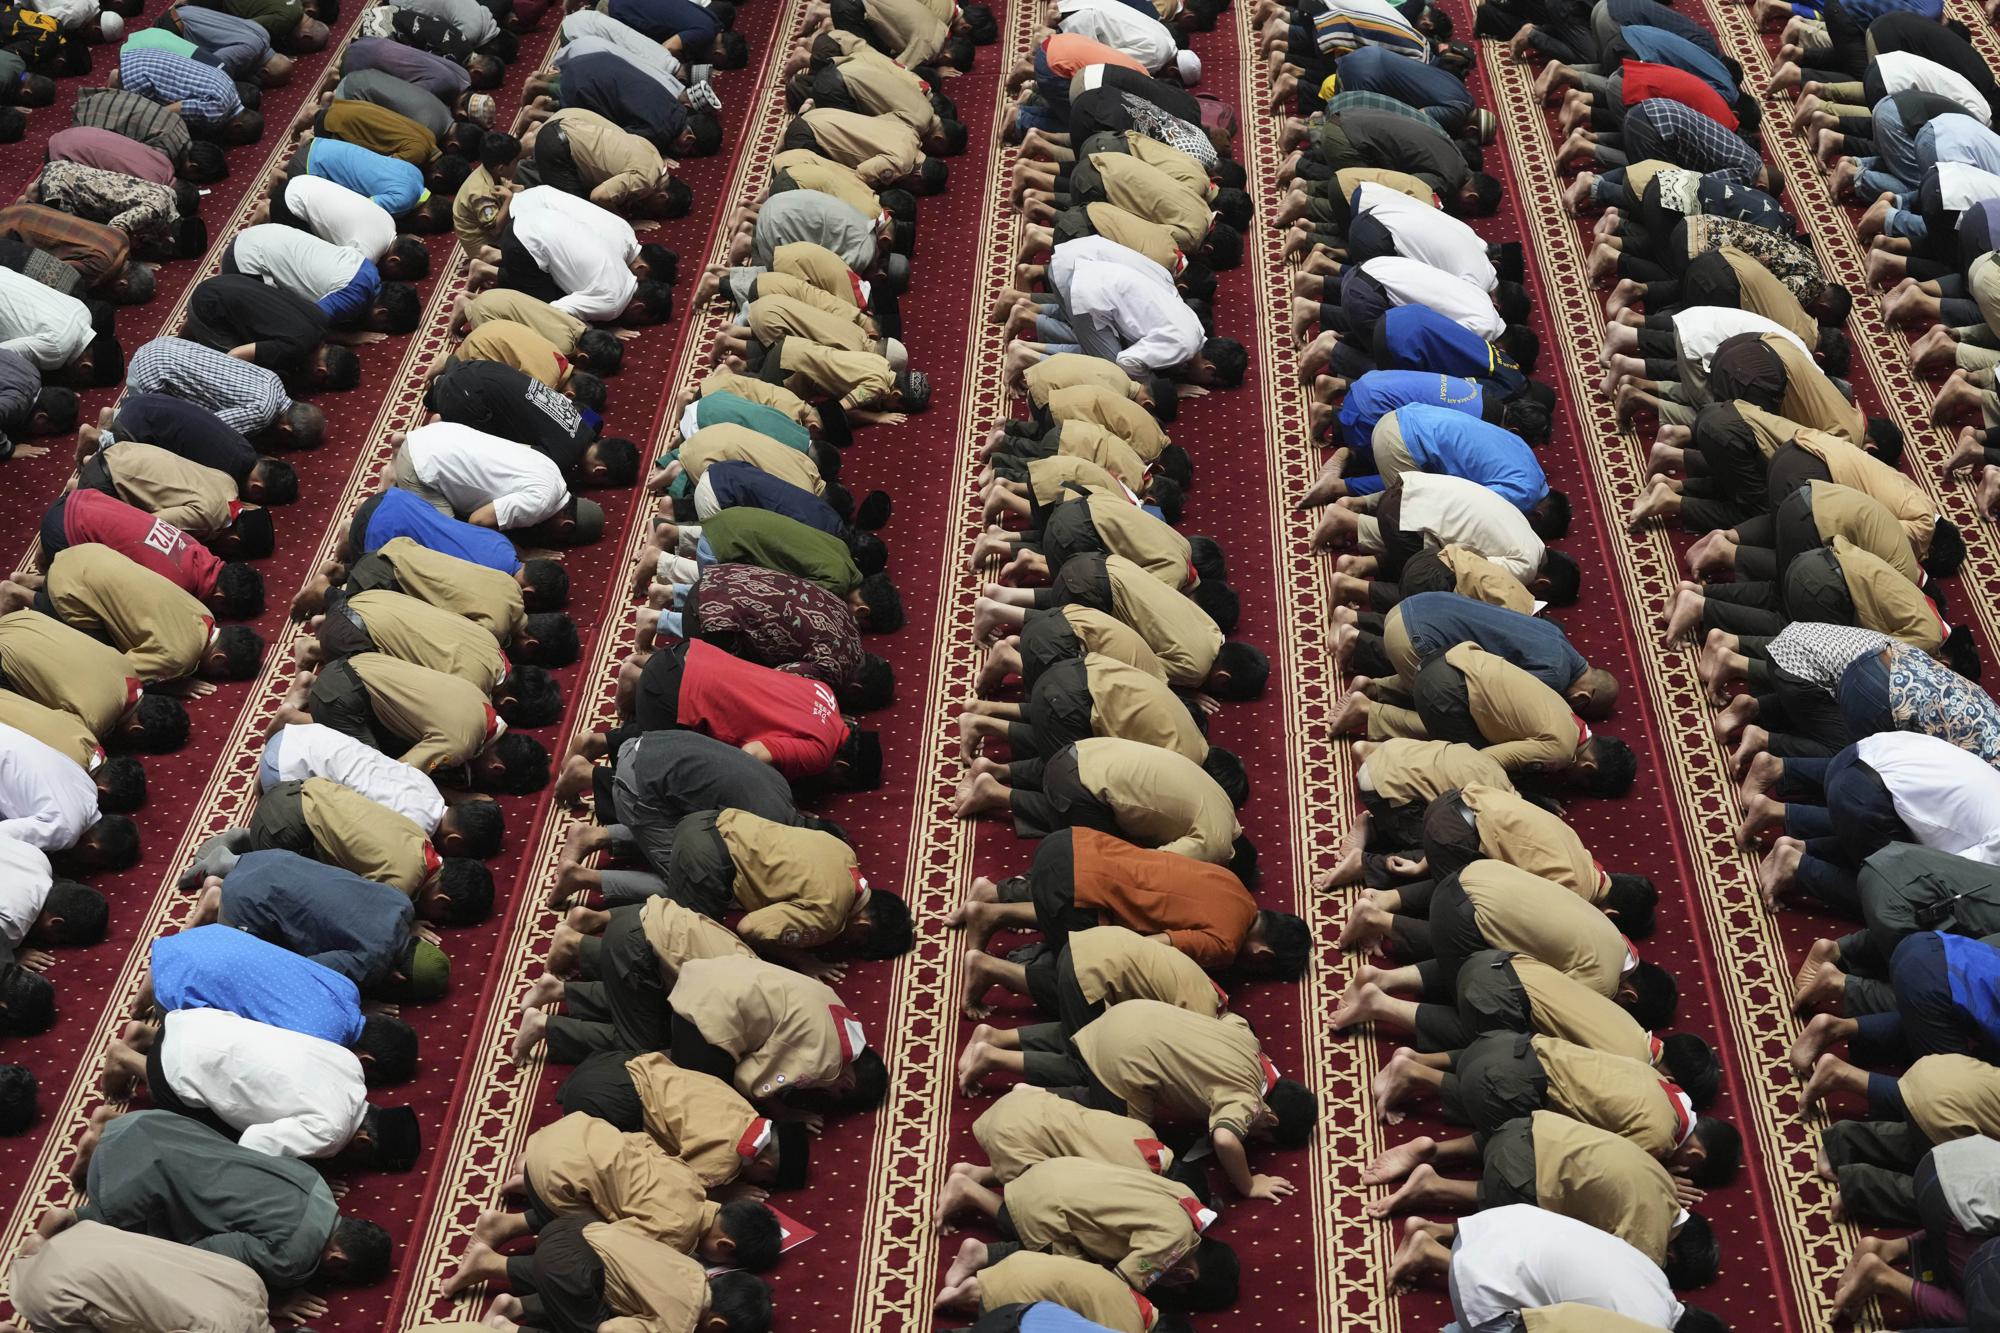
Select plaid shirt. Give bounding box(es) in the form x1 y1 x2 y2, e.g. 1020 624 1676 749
73 87 193 161
28 162 176 243
126 337 293 434
117 46 243 128
1627 98 1761 185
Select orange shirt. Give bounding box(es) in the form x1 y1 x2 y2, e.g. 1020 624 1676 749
1043 33 1147 78
1069 828 1258 970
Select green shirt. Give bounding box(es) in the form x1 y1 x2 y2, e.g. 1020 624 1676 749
218 0 303 41
123 28 200 58
703 508 861 596
695 392 812 452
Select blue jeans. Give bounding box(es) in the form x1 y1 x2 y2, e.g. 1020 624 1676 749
259 731 284 790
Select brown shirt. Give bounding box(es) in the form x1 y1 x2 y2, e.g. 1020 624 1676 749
1359 738 1515 806
1070 827 1258 968
325 98 437 164
640 897 755 979
1004 1156 1208 1290
0 689 102 770
462 289 586 353
1083 653 1206 759
799 107 920 186
100 440 239 536
977 1252 1158 1333
1768 332 1865 443
715 807 862 948
1512 955 1657 1065
1046 384 1171 460
584 1222 706 1333
1072 736 1240 863
1462 784 1602 901
770 148 881 219
1808 481 1920 584
1068 925 1223 1013
863 0 950 65
1083 201 1181 269
545 107 664 209
699 368 817 425
680 422 826 496
1790 425 1934 554
1059 605 1165 680
1056 421 1149 490
47 544 212 684
1088 153 1209 248
1460 860 1631 998
1074 1001 1272 1139
623 1051 767 1186
1121 131 1209 193
375 537 527 645
1831 535 1943 652
1103 554 1224 686
1447 642 1585 771
299 776 433 892
348 652 500 773
1083 495 1192 589
973 1084 1171 1180
1437 544 1536 613
1530 1112 1678 1264
455 320 571 391
1027 352 1140 405
745 293 872 353
1334 165 1435 202
746 269 862 322
345 589 506 694
525 1113 719 1252
0 609 141 738
1531 1035 1684 1158
1902 1053 2000 1144
1028 454 1123 504
669 956 860 1101
1720 246 1817 343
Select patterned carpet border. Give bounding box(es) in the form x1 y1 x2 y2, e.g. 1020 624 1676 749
388 4 816 1320
1480 44 1817 1333
1232 10 1397 1333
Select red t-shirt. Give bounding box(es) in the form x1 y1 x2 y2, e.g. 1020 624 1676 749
678 638 848 780
1621 61 1737 131
62 488 223 598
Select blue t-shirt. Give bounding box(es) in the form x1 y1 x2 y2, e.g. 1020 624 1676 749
703 461 845 535
1397 592 1587 693
1942 932 2000 1043
1622 27 1737 102
1394 402 1547 510
1336 45 1472 113
607 0 719 47
1378 306 1523 394
152 923 365 1045
1339 370 1485 450
361 487 522 573
217 850 416 988
1020 1303 1123 1333
307 137 426 216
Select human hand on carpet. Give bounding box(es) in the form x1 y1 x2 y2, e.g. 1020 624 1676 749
794 956 850 985
273 1292 329 1325
1672 1178 1705 1208
15 949 53 973
414 922 443 946
8 444 47 460
1243 1173 1296 1202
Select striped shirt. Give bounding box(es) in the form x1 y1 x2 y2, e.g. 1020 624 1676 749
117 46 243 127
126 337 293 435
72 86 192 160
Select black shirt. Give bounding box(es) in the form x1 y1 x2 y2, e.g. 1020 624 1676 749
1339 109 1468 196
184 274 329 378
426 359 593 477
112 392 261 485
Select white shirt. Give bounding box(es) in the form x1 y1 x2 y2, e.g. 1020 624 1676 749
1452 1206 1684 1330
1877 51 1991 125
1048 236 1203 377
1360 256 1502 339
1057 0 1177 70
280 176 397 262
0 834 52 951
511 186 640 321
403 420 569 529
230 223 366 303
1669 305 1810 373
27 0 97 30
0 268 95 371
266 722 445 832
1938 161 2000 211
1856 731 2000 864
0 722 101 851
1397 472 1545 581
157 1008 369 1160
1353 182 1493 291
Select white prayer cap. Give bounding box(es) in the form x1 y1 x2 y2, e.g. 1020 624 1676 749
1176 49 1201 85
100 11 124 39
884 338 909 372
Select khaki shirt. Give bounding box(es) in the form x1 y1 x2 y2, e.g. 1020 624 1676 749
1068 925 1222 1013
0 609 140 738
863 0 949 65
833 54 938 133
1448 642 1584 772
1522 1307 1671 1333
1720 246 1818 344
1047 384 1171 460
1083 201 1181 269
1027 352 1139 405
584 1222 706 1333
1074 1001 1271 1140
1122 131 1209 193
525 1113 719 1252
1903 1053 2000 1144
679 422 824 496
1056 420 1149 490
1335 165 1435 202
100 440 238 536
1462 784 1602 901
1028 454 1123 505
624 1051 767 1186
976 1252 1157 1333
453 165 506 254
778 338 894 410
547 107 664 210
772 241 861 307
1532 1035 1683 1158
1437 544 1536 613
1512 955 1656 1065
1831 536 1942 653
1060 605 1165 679
746 269 863 322
1089 153 1209 248
1004 1156 1207 1290
972 1084 1171 1180
1794 427 1936 557
348 652 499 774
669 956 857 1101
1360 738 1515 806
1104 554 1223 687
1768 333 1865 443
799 107 920 187
463 289 585 353
1084 494 1192 588
47 544 212 685
1082 653 1206 759
10 1220 273 1333
299 776 433 892
456 320 570 391
716 807 861 948
745 293 872 353
640 897 755 979
771 148 880 219
346 589 506 694
1461 860 1630 998
698 371 817 428
1809 481 1920 585
1530 1112 1677 1264
1073 736 1239 863
376 537 527 645
0 688 102 770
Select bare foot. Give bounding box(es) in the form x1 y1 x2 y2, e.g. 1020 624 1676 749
1758 837 1804 910
508 1009 548 1064
1789 1012 1849 1077
1792 938 1843 1014
1371 1047 1425 1123
1364 1161 1439 1218
441 1242 496 1298
1361 1136 1437 1186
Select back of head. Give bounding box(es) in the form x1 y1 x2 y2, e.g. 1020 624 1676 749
1675 1306 1732 1333
1688 1116 1742 1187
1200 746 1248 806
436 859 495 926
842 1047 889 1109
1663 1210 1720 1288
491 731 552 794
857 571 904 633
0 1063 36 1133
835 727 883 790
96 756 145 813
1626 961 1678 1029
43 879 109 945
1255 910 1310 979
1202 336 1246 388
364 1103 422 1170
1540 549 1581 605
1187 578 1237 634
717 1200 784 1271
1602 872 1657 939
1266 1077 1317 1148
0 965 52 1035
521 559 570 609
1212 640 1270 699
354 1014 419 1084
707 1272 774 1333
859 888 914 958
846 653 895 712
1925 516 1967 581
326 1216 394 1285
134 694 191 750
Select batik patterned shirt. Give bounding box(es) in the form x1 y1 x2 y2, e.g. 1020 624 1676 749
685 561 863 689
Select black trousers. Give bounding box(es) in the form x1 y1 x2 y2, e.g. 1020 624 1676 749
509 1218 612 1333
1009 745 1121 841
555 1049 647 1130
1022 944 1105 1033
543 906 672 1063
534 121 588 198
